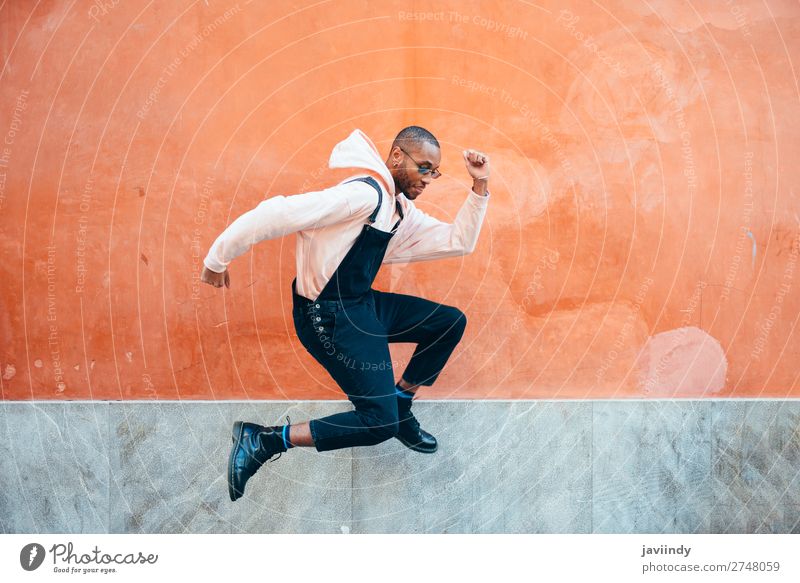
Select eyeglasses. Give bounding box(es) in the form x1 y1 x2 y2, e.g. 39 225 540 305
397 145 442 178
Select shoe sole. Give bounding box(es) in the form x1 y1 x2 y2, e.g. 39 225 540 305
228 421 245 502
395 435 437 454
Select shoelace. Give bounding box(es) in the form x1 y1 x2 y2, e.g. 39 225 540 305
402 412 420 431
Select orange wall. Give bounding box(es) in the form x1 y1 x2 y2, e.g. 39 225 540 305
1 0 798 400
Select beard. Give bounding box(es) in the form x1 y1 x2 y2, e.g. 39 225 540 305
395 167 416 196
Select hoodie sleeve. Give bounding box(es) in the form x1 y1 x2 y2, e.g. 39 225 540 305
203 181 376 273
383 189 490 264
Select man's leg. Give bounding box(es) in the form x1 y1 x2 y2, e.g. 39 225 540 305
370 289 468 453
229 300 400 500
371 289 467 385
300 302 400 452
229 387 397 501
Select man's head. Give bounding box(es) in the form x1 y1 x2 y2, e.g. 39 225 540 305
386 126 441 200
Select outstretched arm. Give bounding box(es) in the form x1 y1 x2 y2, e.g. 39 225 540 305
200 181 373 286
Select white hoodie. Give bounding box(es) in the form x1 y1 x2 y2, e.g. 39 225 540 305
203 129 490 301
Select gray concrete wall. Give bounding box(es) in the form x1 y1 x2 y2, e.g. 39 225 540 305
1 400 798 533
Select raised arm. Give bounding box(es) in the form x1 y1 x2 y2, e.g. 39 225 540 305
384 149 490 264
384 189 489 263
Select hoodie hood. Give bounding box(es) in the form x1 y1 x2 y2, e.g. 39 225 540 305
328 129 396 196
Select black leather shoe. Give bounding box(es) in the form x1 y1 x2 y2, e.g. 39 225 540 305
395 412 438 454
228 421 286 501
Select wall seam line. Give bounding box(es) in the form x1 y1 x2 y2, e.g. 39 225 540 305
106 401 111 534
590 399 594 534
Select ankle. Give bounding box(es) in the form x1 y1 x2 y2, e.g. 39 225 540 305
280 424 294 449
395 382 415 400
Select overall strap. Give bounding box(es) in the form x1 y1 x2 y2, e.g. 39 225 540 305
391 199 404 232
344 176 383 224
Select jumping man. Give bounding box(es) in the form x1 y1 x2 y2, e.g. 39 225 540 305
200 126 490 501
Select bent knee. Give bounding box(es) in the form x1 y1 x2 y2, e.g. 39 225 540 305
443 306 467 338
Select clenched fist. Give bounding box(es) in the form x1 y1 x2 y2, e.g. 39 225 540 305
201 266 230 289
462 149 490 181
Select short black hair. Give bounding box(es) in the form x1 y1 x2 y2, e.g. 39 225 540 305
392 125 440 151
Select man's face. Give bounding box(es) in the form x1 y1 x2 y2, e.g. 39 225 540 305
390 141 441 200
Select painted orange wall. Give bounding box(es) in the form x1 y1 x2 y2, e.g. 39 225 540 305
1 0 798 400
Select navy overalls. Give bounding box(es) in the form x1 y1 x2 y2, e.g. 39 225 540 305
291 176 468 452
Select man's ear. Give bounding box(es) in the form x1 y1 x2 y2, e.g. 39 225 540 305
389 145 401 167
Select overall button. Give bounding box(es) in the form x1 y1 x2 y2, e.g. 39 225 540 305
315 317 321 322
318 326 324 332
